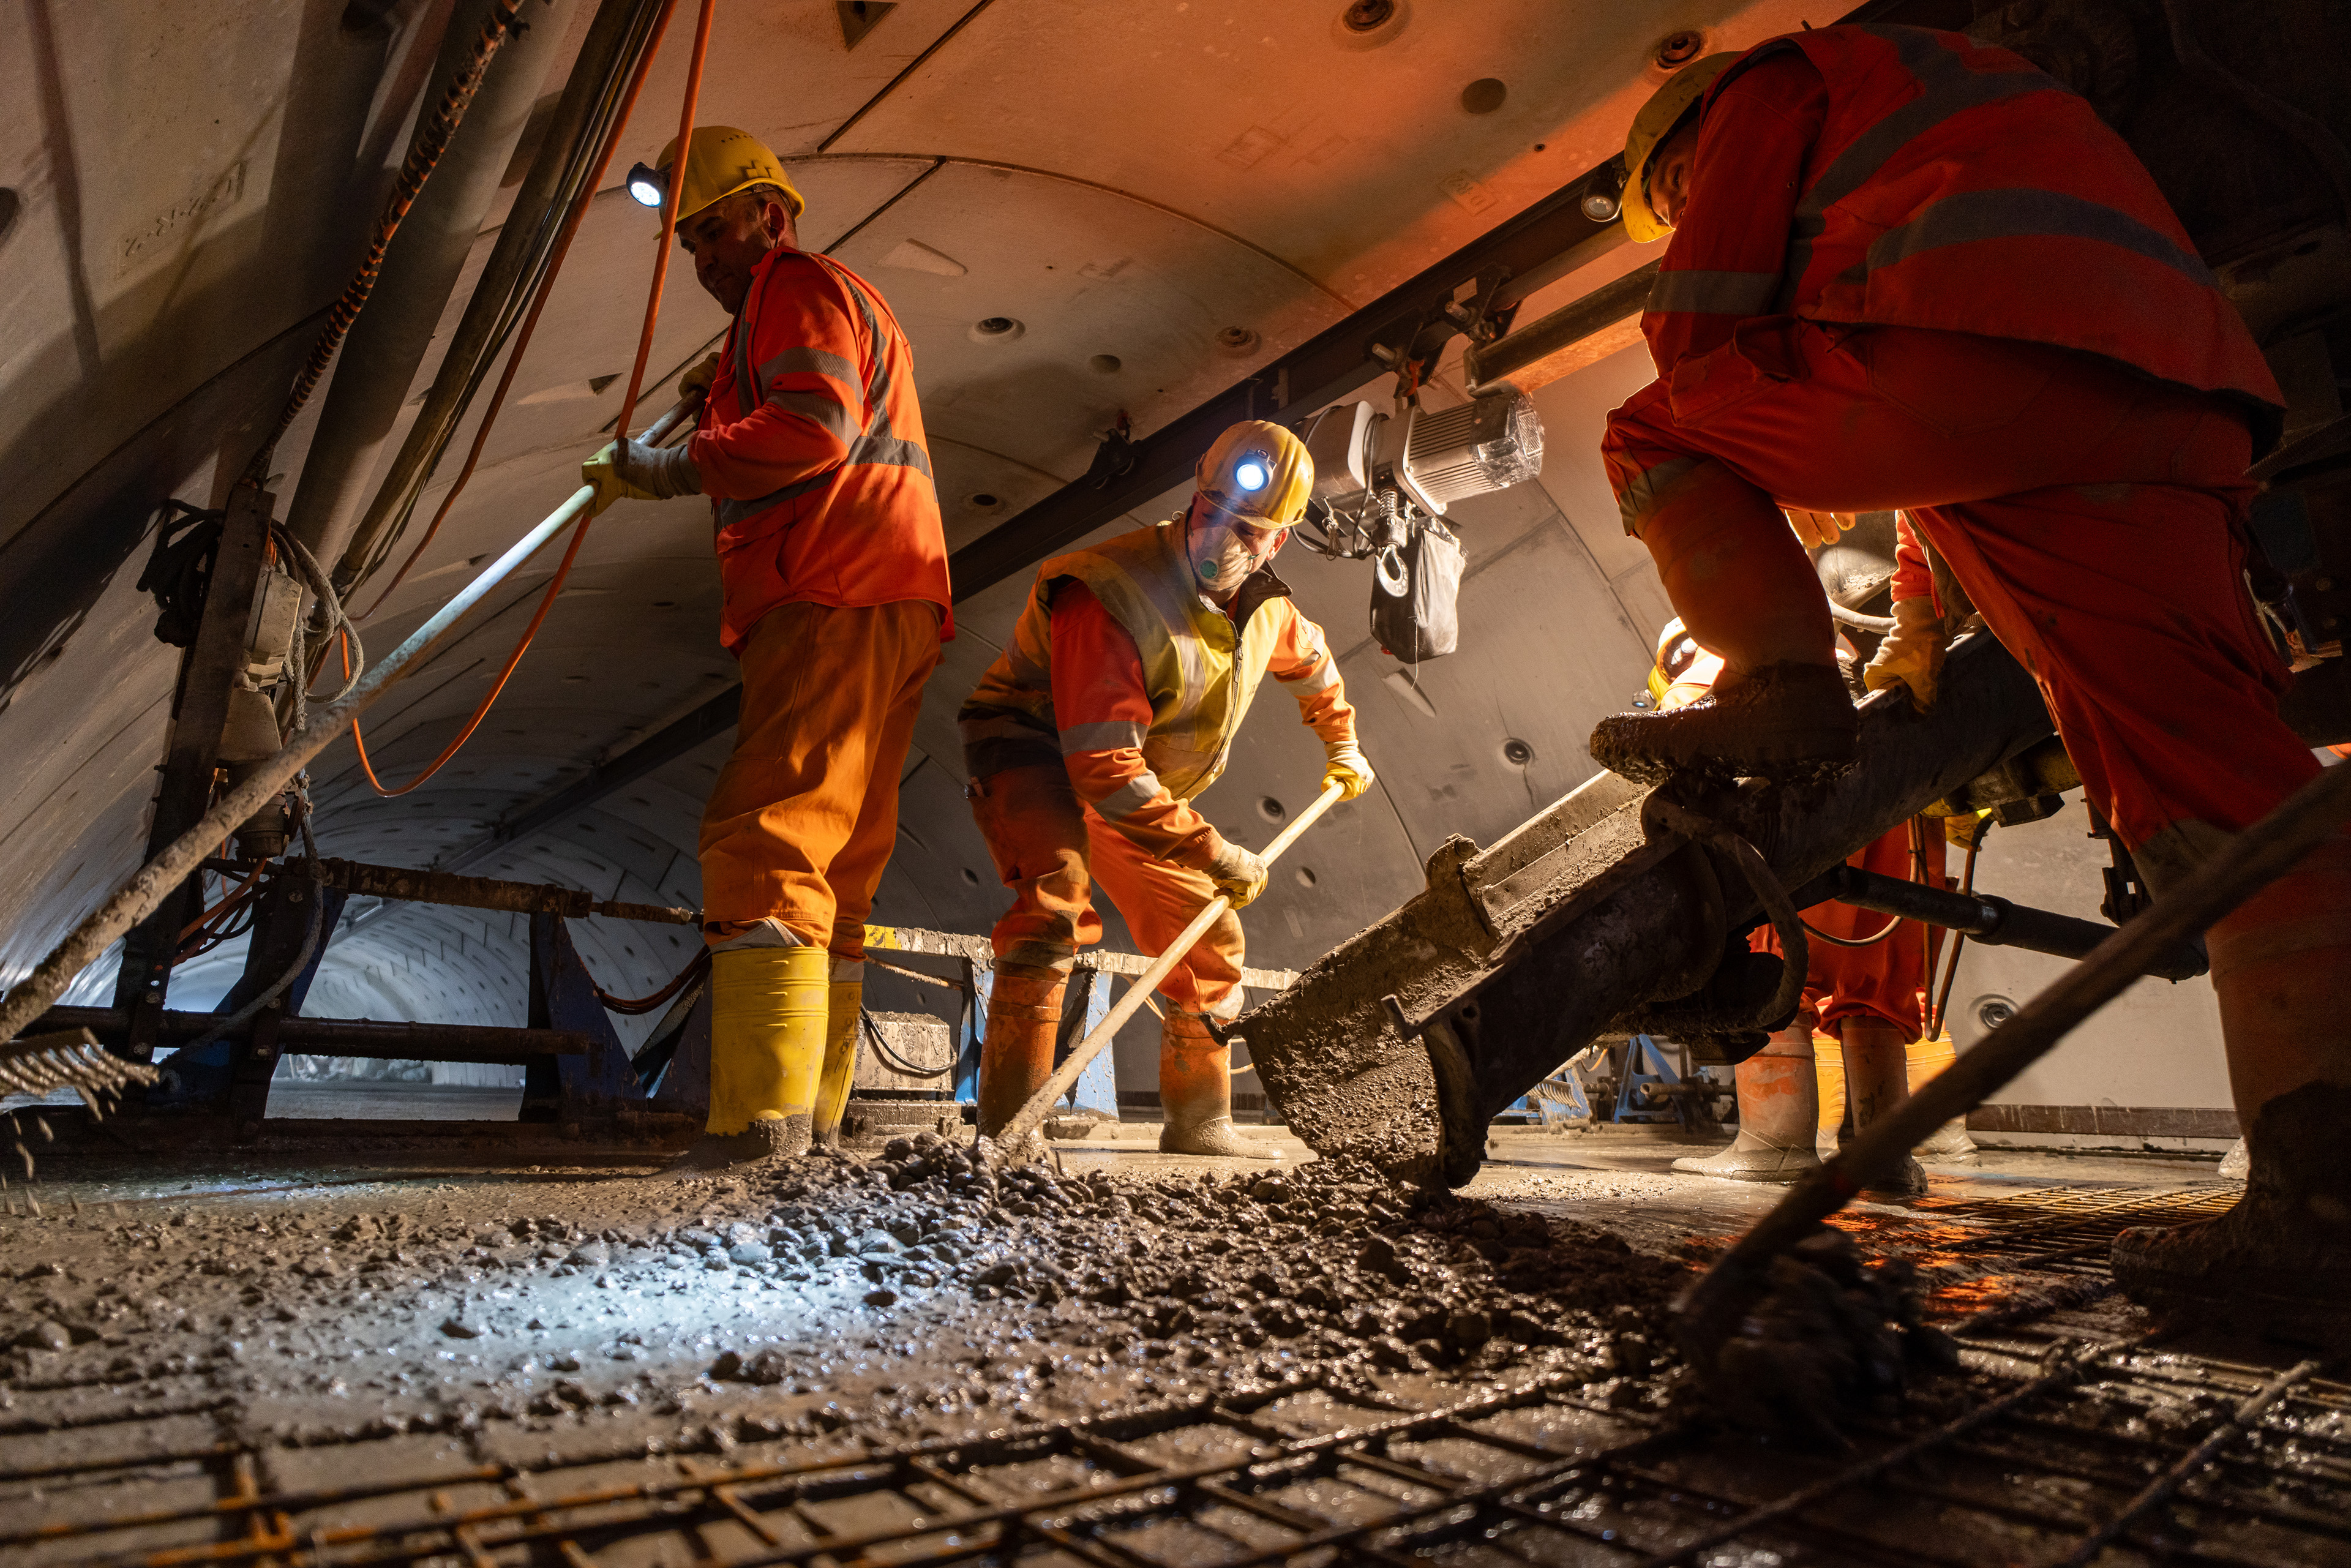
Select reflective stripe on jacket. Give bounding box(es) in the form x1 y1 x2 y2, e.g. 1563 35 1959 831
691 247 953 655
1647 24 2281 429
958 521 1354 861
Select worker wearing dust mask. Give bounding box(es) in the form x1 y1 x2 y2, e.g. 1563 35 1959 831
958 421 1376 1156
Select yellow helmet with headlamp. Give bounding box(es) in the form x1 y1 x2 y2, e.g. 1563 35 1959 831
625 126 804 225
1194 420 1312 528
1619 53 1741 242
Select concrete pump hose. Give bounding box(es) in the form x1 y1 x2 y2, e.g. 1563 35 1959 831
0 397 694 1054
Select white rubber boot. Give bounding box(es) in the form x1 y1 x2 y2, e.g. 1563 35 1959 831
1673 1022 1822 1184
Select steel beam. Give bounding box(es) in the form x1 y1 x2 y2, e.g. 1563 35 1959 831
110 484 275 1059
32 1007 590 1063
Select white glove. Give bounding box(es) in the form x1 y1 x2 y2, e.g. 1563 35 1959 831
1322 740 1374 801
1862 598 1946 710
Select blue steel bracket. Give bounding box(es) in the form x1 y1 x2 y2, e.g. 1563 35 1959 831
527 912 645 1128
643 988 711 1116
1613 1033 1682 1124
1054 966 1118 1116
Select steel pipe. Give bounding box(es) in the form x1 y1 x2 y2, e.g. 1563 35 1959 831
32 1007 588 1063
285 0 580 568
1464 261 1658 396
1796 863 2209 981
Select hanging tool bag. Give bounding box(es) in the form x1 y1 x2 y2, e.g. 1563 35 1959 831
1369 517 1464 664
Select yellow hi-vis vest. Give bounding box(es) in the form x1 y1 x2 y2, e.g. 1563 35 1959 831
959 520 1308 801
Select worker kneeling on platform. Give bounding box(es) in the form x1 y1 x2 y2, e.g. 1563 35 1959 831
1589 26 2349 1319
583 129 951 1172
959 422 1373 1157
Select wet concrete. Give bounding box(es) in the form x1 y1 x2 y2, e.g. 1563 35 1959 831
9 1112 2334 1566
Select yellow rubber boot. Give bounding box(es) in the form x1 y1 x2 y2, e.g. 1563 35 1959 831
811 958 861 1150
703 944 828 1146
1905 1032 1980 1164
1813 1028 1846 1161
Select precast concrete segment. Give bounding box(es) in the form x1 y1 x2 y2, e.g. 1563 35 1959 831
1237 631 2055 1188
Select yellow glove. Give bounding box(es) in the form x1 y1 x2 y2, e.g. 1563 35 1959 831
680 352 721 403
1862 598 1946 710
1785 508 1858 549
1204 838 1271 909
1322 741 1375 801
580 440 659 516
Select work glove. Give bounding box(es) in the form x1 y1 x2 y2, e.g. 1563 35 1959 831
1204 837 1271 910
1862 597 1946 711
680 352 721 403
1322 740 1375 801
580 436 701 516
1785 508 1858 549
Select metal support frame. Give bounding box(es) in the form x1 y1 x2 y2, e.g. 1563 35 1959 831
220 865 346 1122
1611 1035 1682 1125
111 483 275 1062
524 912 645 1129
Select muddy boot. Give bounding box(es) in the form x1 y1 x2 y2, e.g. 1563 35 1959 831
2218 1138 2249 1182
2112 1082 2351 1332
1906 1033 1981 1165
1843 1019 1927 1198
1813 1029 1847 1161
661 944 829 1178
1159 1008 1277 1158
1673 1021 1822 1183
810 958 861 1152
1589 662 1856 786
976 961 1067 1139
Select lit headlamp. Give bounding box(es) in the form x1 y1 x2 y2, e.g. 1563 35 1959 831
625 161 669 209
1233 454 1272 493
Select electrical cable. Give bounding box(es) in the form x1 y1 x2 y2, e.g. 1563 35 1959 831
1799 911 1903 948
246 1 528 485
339 0 675 601
354 0 683 621
612 0 716 438
861 1008 954 1078
346 0 716 797
594 948 710 1015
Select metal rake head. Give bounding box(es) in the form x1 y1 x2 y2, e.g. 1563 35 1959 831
0 1028 156 1116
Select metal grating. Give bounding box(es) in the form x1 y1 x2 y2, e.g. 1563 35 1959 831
7 1188 2344 1568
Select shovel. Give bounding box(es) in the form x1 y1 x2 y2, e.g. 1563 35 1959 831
1674 757 2351 1369
994 779 1348 1150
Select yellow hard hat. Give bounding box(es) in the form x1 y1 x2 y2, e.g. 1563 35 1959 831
645 126 804 225
1620 53 1741 243
1196 419 1313 528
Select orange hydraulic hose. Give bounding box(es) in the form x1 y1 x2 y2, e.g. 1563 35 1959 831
614 0 717 437
348 0 717 798
357 0 684 622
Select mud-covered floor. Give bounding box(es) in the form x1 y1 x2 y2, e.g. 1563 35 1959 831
3 1108 2346 1566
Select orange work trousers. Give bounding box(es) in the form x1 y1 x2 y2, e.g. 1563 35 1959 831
1753 820 1946 1040
1604 320 2315 850
699 599 940 959
969 763 1245 1017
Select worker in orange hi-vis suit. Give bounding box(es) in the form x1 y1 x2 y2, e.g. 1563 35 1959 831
1585 27 2350 1323
1650 618 1950 1194
582 129 951 1173
958 421 1374 1156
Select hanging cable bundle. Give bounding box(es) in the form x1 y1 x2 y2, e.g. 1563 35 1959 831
246 0 530 484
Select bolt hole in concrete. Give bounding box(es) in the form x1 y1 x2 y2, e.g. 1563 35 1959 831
1258 796 1287 824
967 492 1001 511
961 867 982 885
1294 866 1318 888
1460 77 1507 114
1502 737 1534 766
1216 326 1261 356
1334 0 1408 48
970 316 1024 342
1089 354 1122 374
1978 996 2017 1031
1655 28 1706 67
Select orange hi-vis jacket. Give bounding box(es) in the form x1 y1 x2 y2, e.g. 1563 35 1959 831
959 520 1357 867
689 246 953 655
1644 25 2282 432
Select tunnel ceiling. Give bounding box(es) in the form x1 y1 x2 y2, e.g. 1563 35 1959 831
0 0 1826 1035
